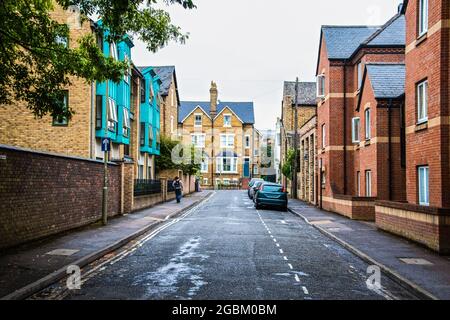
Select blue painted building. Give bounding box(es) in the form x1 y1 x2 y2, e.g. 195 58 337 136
138 67 162 157
95 21 134 160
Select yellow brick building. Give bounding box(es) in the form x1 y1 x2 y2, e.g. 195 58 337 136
178 82 258 188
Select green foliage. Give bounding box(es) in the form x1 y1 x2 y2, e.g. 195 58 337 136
0 0 195 119
155 136 200 175
282 148 295 180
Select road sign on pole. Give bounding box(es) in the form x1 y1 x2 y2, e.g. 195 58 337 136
101 138 111 152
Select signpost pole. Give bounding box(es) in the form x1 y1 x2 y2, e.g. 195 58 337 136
102 139 109 226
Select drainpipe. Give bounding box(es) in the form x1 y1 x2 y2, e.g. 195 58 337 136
388 98 393 201
90 82 96 159
343 61 348 195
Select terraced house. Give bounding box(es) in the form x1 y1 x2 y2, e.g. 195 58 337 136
315 7 406 220
178 82 257 188
375 0 450 254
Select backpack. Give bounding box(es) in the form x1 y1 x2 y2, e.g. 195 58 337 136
174 180 181 190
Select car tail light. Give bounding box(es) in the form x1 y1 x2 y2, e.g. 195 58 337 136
281 186 286 193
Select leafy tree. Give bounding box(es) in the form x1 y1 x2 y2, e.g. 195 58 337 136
282 148 295 180
155 136 200 175
0 0 195 120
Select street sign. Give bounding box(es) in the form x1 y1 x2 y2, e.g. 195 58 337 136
101 138 111 152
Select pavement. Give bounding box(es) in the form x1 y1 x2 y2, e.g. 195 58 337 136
0 191 212 300
288 199 450 300
30 191 420 300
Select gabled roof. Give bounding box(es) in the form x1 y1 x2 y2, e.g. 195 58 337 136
179 101 255 124
321 26 380 60
283 82 317 106
364 14 405 47
366 63 405 99
152 66 176 96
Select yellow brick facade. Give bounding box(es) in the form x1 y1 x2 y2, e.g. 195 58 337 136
160 76 179 139
0 4 94 158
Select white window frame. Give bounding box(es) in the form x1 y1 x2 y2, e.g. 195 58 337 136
55 35 68 48
357 62 363 89
352 117 360 144
357 171 361 196
321 124 326 149
253 166 259 175
203 178 209 185
317 74 325 98
418 0 429 37
220 134 235 148
109 42 118 60
417 80 428 124
365 108 371 140
194 114 202 127
245 135 251 149
123 108 130 137
170 115 174 133
223 114 232 127
365 170 372 197
201 157 209 173
191 134 206 148
107 98 118 130
216 157 238 174
418 166 430 206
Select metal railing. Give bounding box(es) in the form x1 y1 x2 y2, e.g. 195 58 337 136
134 179 162 196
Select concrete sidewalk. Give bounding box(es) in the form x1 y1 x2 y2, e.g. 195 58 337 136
0 191 212 300
288 199 450 300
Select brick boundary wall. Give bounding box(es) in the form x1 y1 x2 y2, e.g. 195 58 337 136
322 194 376 221
0 145 122 249
375 201 450 254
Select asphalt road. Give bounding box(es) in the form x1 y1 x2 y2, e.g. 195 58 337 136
32 191 419 300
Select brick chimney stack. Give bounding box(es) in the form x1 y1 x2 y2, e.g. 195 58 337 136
210 81 218 118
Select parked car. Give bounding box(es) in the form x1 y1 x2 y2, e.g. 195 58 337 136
250 180 265 200
254 183 288 211
248 178 264 199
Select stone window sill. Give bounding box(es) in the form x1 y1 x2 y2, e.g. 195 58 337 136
416 33 428 47
415 122 428 132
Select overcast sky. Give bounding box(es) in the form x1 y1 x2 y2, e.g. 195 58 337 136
133 0 400 130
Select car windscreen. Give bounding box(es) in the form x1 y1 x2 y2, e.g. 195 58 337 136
263 185 283 192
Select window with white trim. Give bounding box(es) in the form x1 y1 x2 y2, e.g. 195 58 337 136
122 108 130 137
352 117 360 143
107 98 118 131
148 124 154 146
123 54 130 83
357 171 361 196
253 166 259 175
194 114 202 127
223 114 232 127
418 0 429 37
317 74 325 98
170 116 174 133
220 134 235 148
216 157 238 173
191 134 206 148
203 178 208 185
417 80 428 124
418 166 429 206
365 108 371 140
357 62 363 89
201 157 208 173
109 42 118 60
245 135 251 149
365 170 372 197
321 124 326 149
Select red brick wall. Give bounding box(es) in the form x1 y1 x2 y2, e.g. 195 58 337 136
405 0 450 207
0 145 122 249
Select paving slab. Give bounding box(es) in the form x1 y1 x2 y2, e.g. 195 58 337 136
288 199 450 300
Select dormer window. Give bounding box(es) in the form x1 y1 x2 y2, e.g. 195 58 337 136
317 74 325 98
194 114 202 127
223 114 232 127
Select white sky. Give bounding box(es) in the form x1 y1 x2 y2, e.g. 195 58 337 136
133 0 400 130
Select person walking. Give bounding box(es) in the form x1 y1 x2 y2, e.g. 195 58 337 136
173 177 184 203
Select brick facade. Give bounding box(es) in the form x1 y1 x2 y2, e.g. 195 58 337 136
375 0 450 253
0 145 122 249
0 5 95 158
